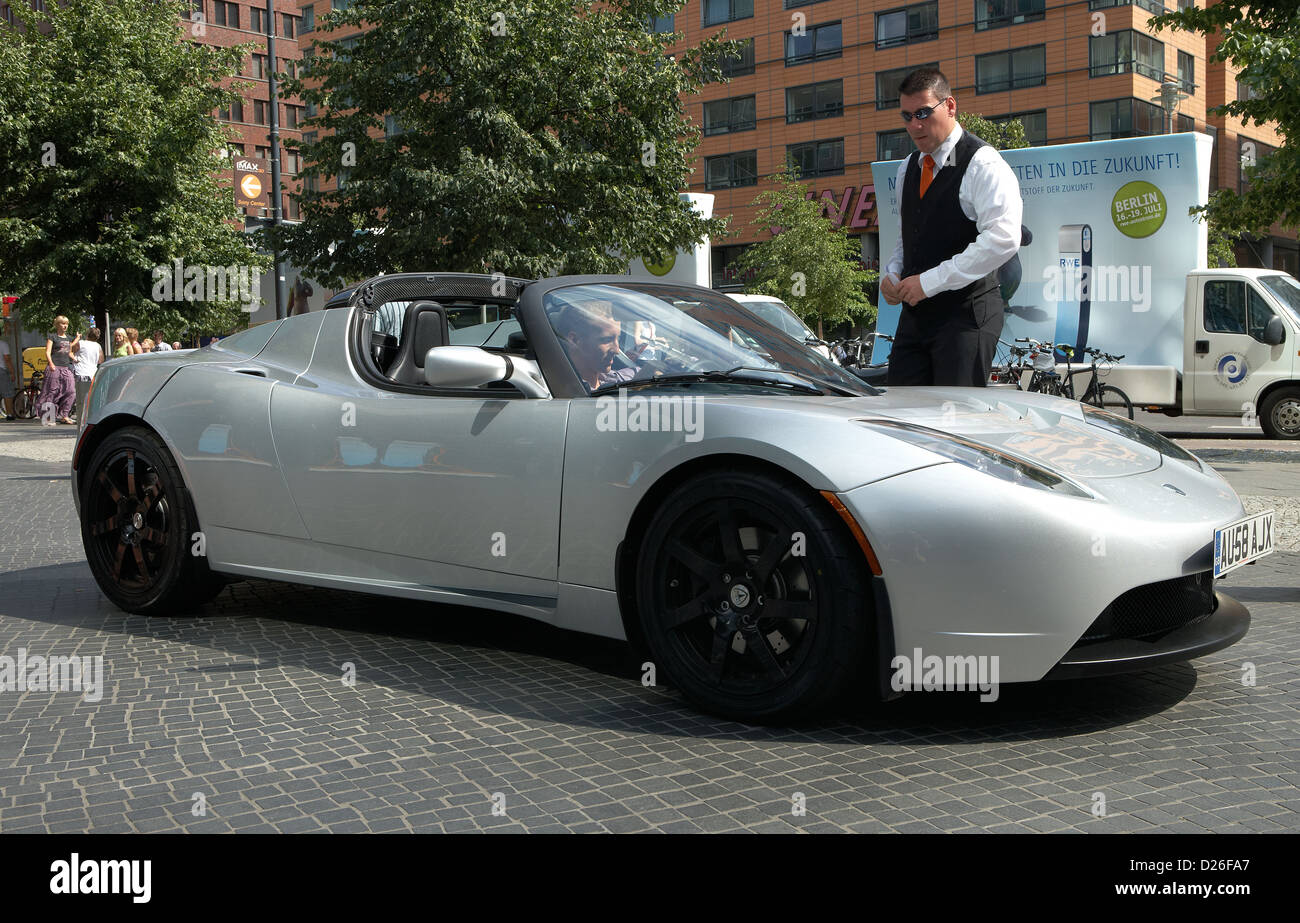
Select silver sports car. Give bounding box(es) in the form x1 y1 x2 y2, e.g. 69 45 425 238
72 274 1251 722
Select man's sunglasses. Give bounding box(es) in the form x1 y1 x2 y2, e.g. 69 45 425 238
900 98 952 123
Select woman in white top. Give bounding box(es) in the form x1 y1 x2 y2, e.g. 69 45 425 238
71 327 104 422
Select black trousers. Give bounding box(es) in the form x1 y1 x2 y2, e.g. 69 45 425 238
887 283 1005 387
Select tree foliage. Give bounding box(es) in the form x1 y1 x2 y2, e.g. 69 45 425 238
0 0 267 337
1152 2 1297 241
958 112 1031 150
273 0 732 286
735 171 876 337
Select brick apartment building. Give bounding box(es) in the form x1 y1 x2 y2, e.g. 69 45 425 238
662 0 1291 286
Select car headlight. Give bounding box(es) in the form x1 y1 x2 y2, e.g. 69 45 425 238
1079 405 1203 471
855 419 1094 498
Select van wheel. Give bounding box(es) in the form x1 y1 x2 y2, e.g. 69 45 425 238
1260 387 1300 439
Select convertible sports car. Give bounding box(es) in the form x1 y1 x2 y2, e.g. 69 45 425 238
72 274 1252 722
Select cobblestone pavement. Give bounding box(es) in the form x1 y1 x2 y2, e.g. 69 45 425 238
0 423 1297 833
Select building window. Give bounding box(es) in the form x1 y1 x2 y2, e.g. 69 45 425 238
975 45 1046 93
251 53 268 79
1237 77 1261 101
1089 0 1166 15
704 95 757 135
712 243 756 289
282 13 297 38
1177 0 1194 7
875 2 938 49
648 13 674 32
285 195 301 221
384 114 407 138
284 105 303 129
703 0 752 27
705 151 758 190
720 38 754 78
280 58 297 79
253 99 270 125
333 0 354 9
877 62 937 110
785 22 841 66
1177 113 1195 133
301 5 314 32
786 80 843 123
877 129 916 161
213 0 238 28
975 0 1044 31
1090 98 1163 140
989 110 1047 145
1090 30 1164 80
1239 138 1275 194
2 3 15 25
786 138 844 178
1177 50 1194 92
249 6 268 33
306 100 318 118
218 98 244 122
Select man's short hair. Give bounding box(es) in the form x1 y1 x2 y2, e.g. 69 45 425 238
899 68 951 102
552 298 618 341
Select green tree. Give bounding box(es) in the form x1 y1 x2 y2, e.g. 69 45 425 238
958 112 1031 150
734 171 876 338
273 0 731 286
1152 2 1297 250
0 0 267 337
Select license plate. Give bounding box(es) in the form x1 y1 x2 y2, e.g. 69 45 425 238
1214 510 1275 578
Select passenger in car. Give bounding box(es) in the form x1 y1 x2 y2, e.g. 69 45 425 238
553 300 638 391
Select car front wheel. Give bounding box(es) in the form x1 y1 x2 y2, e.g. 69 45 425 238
635 468 873 723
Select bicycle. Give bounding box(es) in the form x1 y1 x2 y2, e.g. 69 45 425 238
1067 347 1134 419
12 360 46 420
1015 338 1067 396
990 339 1031 388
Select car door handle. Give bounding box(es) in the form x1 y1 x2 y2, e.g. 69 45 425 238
1194 340 1209 355
233 367 266 377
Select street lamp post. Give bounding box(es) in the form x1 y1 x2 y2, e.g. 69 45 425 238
1152 78 1192 135
265 0 286 320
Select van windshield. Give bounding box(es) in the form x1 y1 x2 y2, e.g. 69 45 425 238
1257 274 1300 326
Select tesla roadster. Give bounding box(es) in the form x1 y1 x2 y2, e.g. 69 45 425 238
72 274 1252 722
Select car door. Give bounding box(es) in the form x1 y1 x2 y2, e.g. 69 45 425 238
269 306 568 590
1191 277 1286 412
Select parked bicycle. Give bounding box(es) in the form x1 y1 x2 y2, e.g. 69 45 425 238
1014 338 1066 395
990 339 1031 389
12 360 46 420
1065 346 1134 419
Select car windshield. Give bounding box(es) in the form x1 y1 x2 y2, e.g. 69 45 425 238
1256 274 1300 327
543 283 872 395
741 299 817 342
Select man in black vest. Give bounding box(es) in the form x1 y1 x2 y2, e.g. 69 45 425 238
881 68 1023 387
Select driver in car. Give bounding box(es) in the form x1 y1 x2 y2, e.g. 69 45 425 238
553 300 640 391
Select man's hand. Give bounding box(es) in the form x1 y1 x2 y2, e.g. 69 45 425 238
896 275 927 306
879 274 900 304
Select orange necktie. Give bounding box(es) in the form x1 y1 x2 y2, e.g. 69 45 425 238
919 154 935 198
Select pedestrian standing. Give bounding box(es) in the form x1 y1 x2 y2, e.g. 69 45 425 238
111 328 131 358
127 328 144 355
71 327 103 422
152 330 172 351
881 68 1022 387
0 319 16 421
40 315 78 425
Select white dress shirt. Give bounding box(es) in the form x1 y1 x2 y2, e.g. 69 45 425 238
883 124 1023 299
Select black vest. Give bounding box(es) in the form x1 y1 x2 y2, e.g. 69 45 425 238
900 130 1001 315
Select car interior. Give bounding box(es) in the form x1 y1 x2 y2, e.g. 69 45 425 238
363 298 534 389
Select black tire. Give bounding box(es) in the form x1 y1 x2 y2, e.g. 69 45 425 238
13 388 37 420
634 468 873 723
80 425 225 615
1086 384 1134 419
1259 386 1300 439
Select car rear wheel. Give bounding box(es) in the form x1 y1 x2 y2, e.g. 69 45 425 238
81 426 225 615
635 468 872 723
1260 386 1300 439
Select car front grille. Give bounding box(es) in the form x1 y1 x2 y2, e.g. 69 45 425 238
1079 572 1217 644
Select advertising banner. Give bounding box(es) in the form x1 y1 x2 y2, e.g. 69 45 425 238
234 156 270 211
871 132 1213 371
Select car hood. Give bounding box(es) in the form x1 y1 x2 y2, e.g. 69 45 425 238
825 387 1173 480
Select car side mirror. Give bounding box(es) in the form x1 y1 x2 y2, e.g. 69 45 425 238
423 347 509 388
1262 315 1286 346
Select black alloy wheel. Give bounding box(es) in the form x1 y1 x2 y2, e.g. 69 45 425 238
635 469 872 723
81 426 224 615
